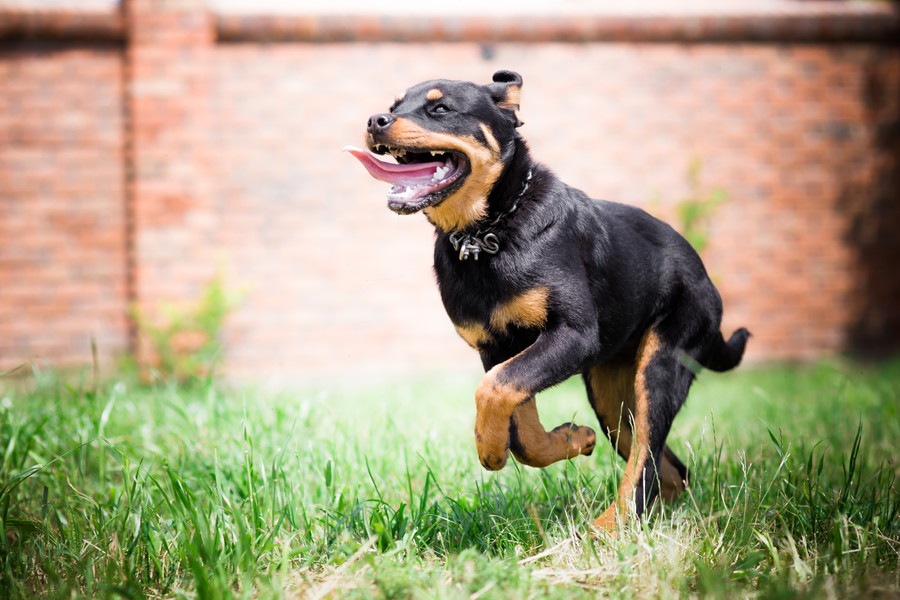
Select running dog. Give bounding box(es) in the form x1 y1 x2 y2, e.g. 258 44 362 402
345 71 749 531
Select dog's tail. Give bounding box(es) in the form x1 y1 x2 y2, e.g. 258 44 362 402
700 327 751 372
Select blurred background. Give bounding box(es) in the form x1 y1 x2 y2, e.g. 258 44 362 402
1 0 898 384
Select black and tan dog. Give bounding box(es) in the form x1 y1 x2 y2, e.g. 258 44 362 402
346 70 749 531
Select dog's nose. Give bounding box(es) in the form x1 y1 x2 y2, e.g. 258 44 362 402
367 113 395 134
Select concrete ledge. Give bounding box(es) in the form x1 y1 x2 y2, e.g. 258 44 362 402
2 4 898 44
215 9 900 44
0 8 125 41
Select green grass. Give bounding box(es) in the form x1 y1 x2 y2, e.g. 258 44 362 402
1 359 899 599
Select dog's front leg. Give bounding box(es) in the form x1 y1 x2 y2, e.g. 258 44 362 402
474 326 595 471
508 398 596 468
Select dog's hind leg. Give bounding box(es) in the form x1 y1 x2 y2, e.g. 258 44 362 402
587 330 693 532
586 363 681 507
583 362 635 460
584 365 688 504
508 398 596 468
660 445 689 501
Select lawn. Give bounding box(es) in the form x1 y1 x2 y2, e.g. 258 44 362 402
1 359 898 598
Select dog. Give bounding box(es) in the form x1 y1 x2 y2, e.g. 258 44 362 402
345 70 749 531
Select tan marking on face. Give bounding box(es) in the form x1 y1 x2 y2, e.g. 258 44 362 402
454 322 490 349
490 287 550 332
382 117 504 232
479 123 500 155
426 88 443 101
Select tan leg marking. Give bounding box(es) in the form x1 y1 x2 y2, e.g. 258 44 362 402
509 398 596 468
588 366 685 500
592 331 661 533
586 362 685 502
586 362 636 456
659 447 687 502
474 362 529 471
598 427 685 504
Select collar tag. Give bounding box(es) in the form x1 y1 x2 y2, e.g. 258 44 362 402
449 232 500 261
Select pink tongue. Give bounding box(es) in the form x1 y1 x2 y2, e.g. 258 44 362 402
343 146 445 186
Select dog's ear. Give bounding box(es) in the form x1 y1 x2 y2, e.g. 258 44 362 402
487 70 524 128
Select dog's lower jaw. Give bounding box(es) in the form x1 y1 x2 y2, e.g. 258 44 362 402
424 155 505 232
423 192 489 233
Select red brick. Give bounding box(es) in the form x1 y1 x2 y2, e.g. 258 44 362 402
1 2 899 378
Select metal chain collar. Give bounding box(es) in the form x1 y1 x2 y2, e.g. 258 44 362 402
448 168 533 261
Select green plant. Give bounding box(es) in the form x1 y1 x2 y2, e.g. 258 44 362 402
129 275 239 384
675 158 727 254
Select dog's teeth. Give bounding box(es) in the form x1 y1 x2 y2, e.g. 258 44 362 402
389 184 418 200
431 165 450 182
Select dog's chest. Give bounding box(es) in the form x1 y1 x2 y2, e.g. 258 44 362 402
437 260 550 350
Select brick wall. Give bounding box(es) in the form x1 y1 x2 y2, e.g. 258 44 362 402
0 43 128 368
1 1 898 381
124 0 219 366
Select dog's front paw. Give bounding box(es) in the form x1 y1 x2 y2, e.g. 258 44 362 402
478 449 509 471
474 420 511 471
474 369 526 471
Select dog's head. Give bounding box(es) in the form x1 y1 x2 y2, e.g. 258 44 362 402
346 70 524 232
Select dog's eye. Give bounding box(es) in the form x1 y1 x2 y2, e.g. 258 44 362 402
431 104 451 114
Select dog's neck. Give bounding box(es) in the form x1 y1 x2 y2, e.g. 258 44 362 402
484 136 534 226
444 138 535 261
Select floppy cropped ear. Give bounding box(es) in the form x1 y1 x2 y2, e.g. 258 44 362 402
487 70 524 128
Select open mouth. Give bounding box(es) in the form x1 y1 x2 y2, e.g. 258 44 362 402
344 144 469 214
